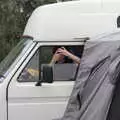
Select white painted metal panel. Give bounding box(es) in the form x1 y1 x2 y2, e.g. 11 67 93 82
8 42 81 120
24 1 108 41
8 82 74 120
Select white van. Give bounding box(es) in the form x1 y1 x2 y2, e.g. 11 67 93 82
0 0 120 120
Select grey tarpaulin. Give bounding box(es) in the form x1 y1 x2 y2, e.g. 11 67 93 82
55 30 120 120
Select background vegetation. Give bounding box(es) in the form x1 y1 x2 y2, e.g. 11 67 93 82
0 0 58 62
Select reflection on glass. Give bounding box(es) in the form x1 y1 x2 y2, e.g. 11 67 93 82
0 37 32 77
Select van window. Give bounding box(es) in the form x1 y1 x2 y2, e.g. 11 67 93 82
18 50 39 82
0 37 32 78
18 45 84 82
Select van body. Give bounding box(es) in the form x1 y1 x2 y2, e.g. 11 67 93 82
0 0 120 120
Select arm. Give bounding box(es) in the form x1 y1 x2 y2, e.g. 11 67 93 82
57 47 80 64
50 52 61 64
66 52 80 64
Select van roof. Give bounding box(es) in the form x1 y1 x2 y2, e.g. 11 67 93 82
23 0 117 41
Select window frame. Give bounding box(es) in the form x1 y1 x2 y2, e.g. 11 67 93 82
16 41 85 83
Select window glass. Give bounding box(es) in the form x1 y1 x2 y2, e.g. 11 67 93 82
0 38 32 77
18 45 84 82
18 50 39 82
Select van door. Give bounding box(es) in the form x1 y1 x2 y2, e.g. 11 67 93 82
7 41 84 120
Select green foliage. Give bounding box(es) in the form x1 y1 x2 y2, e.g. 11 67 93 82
0 0 56 62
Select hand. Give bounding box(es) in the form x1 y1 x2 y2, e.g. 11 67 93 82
56 47 71 57
50 51 63 64
52 53 61 62
56 47 80 64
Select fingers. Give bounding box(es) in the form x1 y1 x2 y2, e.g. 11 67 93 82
56 47 70 56
57 47 66 52
61 47 65 50
56 49 64 54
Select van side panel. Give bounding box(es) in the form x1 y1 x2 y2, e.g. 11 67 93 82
24 1 107 40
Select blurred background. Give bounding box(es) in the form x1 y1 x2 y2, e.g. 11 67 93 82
0 0 72 62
